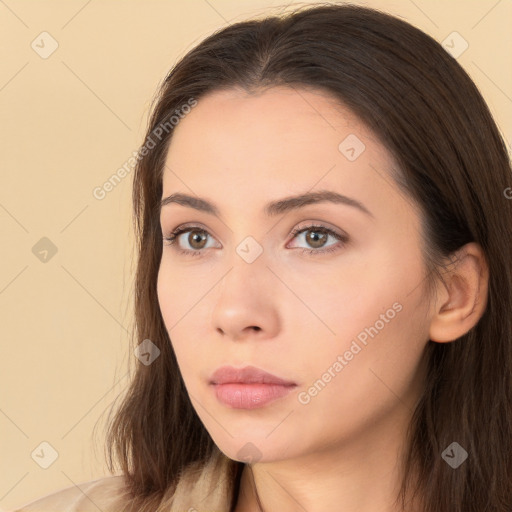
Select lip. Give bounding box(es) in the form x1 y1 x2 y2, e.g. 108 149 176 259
209 365 297 409
209 365 296 386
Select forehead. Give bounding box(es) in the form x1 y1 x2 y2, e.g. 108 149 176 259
166 86 373 161
161 86 398 216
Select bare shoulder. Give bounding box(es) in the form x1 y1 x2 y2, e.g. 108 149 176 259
11 474 130 512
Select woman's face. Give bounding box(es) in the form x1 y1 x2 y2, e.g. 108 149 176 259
157 86 432 464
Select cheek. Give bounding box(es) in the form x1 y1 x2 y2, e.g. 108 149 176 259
156 258 214 326
297 303 428 445
309 236 425 339
156 266 175 330
277 244 407 346
156 264 193 368
291 237 426 361
292 250 429 433
156 261 216 372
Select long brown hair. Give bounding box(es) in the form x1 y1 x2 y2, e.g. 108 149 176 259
104 3 512 511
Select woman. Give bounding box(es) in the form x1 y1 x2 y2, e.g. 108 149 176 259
13 3 512 511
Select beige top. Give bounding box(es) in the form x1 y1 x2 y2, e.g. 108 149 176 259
11 448 238 512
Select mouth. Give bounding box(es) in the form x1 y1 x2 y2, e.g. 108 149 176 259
209 365 297 386
209 365 297 409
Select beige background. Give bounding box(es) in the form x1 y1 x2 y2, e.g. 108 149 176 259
1 0 510 509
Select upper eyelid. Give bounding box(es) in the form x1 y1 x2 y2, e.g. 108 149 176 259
167 222 219 241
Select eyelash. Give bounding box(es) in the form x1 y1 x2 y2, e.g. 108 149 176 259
163 223 348 258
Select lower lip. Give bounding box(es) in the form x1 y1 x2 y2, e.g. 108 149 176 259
211 383 296 409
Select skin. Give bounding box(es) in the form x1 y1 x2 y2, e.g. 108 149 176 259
157 86 489 512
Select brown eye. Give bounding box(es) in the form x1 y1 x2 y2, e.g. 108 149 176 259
288 223 348 256
187 230 208 250
163 225 219 256
304 229 328 248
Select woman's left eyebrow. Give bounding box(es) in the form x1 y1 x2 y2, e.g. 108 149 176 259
160 190 374 219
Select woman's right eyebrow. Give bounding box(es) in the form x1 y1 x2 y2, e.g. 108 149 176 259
159 190 374 219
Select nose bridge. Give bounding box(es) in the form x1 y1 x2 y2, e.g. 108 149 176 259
233 233 266 267
215 204 285 291
221 233 268 292
211 234 280 339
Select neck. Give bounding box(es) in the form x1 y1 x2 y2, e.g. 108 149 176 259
234 413 422 512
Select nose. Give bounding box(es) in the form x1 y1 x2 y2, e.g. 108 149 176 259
211 254 280 342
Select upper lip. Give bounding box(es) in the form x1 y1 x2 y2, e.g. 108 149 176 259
209 365 296 386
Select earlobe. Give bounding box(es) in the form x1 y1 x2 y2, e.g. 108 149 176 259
428 243 489 343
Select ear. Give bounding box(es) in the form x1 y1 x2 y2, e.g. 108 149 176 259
429 242 489 343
